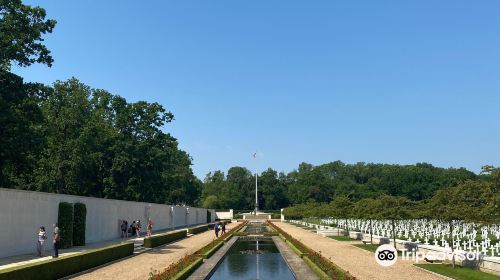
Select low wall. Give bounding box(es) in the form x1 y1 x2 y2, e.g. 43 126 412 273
0 188 215 258
215 209 233 220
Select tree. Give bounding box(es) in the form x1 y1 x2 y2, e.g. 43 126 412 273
329 196 353 236
351 198 381 244
376 195 415 250
0 71 46 188
0 0 57 69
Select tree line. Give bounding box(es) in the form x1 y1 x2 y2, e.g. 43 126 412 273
0 0 201 205
199 162 496 211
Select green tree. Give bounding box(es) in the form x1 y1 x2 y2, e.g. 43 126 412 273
376 195 415 250
329 196 353 236
0 0 56 69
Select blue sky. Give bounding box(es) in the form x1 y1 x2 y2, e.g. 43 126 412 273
15 1 500 179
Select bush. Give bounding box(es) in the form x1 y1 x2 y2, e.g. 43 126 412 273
187 224 208 235
73 202 86 246
206 210 211 223
58 202 74 249
144 230 187 248
0 242 134 280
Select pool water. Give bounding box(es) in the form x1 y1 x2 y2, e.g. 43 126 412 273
208 239 295 280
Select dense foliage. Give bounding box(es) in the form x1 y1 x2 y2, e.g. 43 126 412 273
201 161 480 210
283 175 500 223
57 202 74 249
73 202 86 246
0 1 201 205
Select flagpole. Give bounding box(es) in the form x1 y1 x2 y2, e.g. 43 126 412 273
254 152 258 214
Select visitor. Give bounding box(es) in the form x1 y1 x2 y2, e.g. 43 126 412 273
214 222 220 238
218 223 223 235
147 218 153 237
53 223 60 258
37 226 47 257
136 220 141 237
121 220 128 239
130 221 136 236
221 222 226 235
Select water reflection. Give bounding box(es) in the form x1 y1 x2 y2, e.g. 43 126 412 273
209 239 295 280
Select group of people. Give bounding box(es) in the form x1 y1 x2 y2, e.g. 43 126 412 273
36 223 60 258
120 218 153 239
213 222 226 237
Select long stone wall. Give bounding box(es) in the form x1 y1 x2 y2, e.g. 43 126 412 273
0 188 215 258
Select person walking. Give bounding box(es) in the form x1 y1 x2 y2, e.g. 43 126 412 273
214 222 220 238
130 220 136 237
53 223 60 258
147 218 153 237
37 226 47 257
136 220 141 237
221 222 226 235
121 220 128 239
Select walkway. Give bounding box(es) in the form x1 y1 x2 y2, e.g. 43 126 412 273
0 223 211 271
273 222 444 280
69 222 241 280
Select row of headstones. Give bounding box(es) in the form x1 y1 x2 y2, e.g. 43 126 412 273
288 218 499 258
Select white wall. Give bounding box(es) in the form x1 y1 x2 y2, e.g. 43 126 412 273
0 188 213 258
215 209 233 220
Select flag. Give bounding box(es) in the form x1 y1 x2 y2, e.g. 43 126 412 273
253 152 257 158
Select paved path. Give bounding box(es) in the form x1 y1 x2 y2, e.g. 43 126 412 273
274 222 444 280
69 222 241 280
0 224 206 270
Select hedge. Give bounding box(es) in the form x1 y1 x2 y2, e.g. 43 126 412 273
170 257 204 280
0 242 134 280
73 202 87 246
187 224 209 235
144 230 187 248
206 210 211 223
268 221 355 280
58 202 74 249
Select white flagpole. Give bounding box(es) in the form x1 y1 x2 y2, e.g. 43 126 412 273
254 152 258 214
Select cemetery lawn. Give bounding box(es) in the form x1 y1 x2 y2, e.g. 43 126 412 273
330 236 359 241
415 264 499 280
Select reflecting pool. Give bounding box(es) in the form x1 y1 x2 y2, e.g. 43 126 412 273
208 238 295 280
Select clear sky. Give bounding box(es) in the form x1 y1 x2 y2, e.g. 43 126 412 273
15 1 500 179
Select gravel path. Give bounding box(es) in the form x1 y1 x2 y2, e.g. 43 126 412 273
274 222 444 280
70 222 240 280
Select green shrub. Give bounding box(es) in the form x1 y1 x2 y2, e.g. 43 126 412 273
58 202 74 249
206 210 211 223
73 202 86 246
187 224 208 235
271 213 281 219
0 242 133 280
144 230 187 248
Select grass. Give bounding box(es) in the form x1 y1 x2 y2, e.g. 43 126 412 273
353 244 404 256
330 236 359 241
415 264 500 280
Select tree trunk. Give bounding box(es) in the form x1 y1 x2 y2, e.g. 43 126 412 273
391 219 396 250
345 218 349 237
370 219 373 244
450 220 455 268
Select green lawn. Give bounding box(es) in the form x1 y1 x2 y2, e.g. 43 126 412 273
415 264 500 280
353 244 404 256
330 236 359 241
